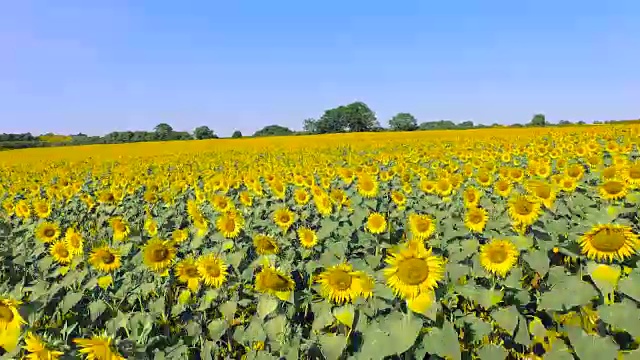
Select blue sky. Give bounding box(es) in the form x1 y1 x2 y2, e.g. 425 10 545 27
1 0 639 137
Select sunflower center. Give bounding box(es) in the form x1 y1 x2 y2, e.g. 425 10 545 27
514 199 534 215
57 247 70 258
629 166 640 179
278 213 291 223
568 167 581 178
487 246 508 263
101 252 116 264
205 264 221 277
328 270 353 291
114 223 125 232
44 229 55 237
0 304 14 322
536 185 551 199
360 180 374 192
185 266 199 278
396 258 429 285
436 179 450 191
369 216 383 229
468 211 483 224
466 192 476 202
68 235 81 247
497 182 509 191
603 181 624 195
590 229 626 252
414 218 431 233
151 247 169 262
223 218 236 232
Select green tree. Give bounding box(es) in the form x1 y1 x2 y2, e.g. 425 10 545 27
388 113 418 131
231 130 243 138
302 118 318 133
457 121 474 128
314 102 378 133
253 125 293 137
154 123 174 139
529 114 546 127
194 126 216 139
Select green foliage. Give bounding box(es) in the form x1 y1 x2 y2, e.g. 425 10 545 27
530 113 547 127
194 126 217 140
231 130 243 138
388 113 418 131
314 102 378 134
253 125 294 137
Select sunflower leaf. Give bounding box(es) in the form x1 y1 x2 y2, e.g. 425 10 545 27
385 313 423 355
257 295 279 320
491 305 519 335
89 299 107 322
524 250 550 276
220 300 237 322
60 291 83 314
421 320 461 360
618 270 640 302
477 344 507 359
566 326 618 360
597 300 640 338
207 319 228 341
318 334 348 360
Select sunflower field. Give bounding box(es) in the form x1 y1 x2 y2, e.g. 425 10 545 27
1 126 640 360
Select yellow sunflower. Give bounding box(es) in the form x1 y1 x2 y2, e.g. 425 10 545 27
273 207 295 232
35 222 60 243
109 217 130 241
479 239 519 277
526 181 556 209
357 175 379 198
196 253 228 288
50 241 74 265
293 188 310 206
463 187 481 207
32 199 51 219
215 211 244 239
144 218 159 237
464 207 488 233
384 240 445 299
253 234 279 255
390 190 407 209
255 266 296 301
73 335 124 360
599 180 627 201
316 263 373 304
0 298 25 352
508 195 541 226
142 238 176 273
408 213 436 240
23 332 64 360
175 257 202 291
15 199 31 218
493 179 512 197
88 245 121 273
579 224 639 262
366 212 387 234
297 227 318 248
64 228 84 255
171 228 189 244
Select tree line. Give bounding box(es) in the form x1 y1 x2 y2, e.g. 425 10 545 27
0 101 627 150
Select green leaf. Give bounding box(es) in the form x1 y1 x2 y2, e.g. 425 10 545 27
422 321 461 360
461 315 492 342
311 302 334 331
597 300 640 338
318 334 348 360
89 300 107 322
538 276 597 311
207 319 228 341
619 271 640 301
510 235 533 250
220 301 237 322
491 306 520 335
333 305 355 328
265 315 287 341
477 344 507 359
257 295 279 320
386 313 423 355
471 287 504 309
61 291 83 314
524 250 550 276
566 327 618 360
503 266 523 289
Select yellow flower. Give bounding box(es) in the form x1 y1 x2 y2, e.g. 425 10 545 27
508 195 541 226
479 239 519 277
142 238 176 273
255 266 295 301
175 257 201 291
599 180 628 201
109 217 130 241
196 253 228 288
0 298 25 352
215 211 244 239
408 213 435 240
273 207 295 232
64 228 84 255
35 222 60 243
50 241 74 265
171 228 189 243
73 335 124 360
384 240 445 299
293 188 310 206
23 332 64 360
366 212 387 234
357 174 379 198
88 245 121 273
464 207 488 233
15 199 31 218
297 227 318 248
32 198 52 219
97 275 114 290
316 263 373 304
253 234 279 255
144 218 159 237
463 187 481 207
579 224 639 262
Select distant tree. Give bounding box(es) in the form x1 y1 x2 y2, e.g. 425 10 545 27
529 114 546 127
558 120 573 126
170 131 193 140
231 130 243 138
253 125 293 137
577 121 586 125
388 113 418 131
154 123 174 139
594 121 603 124
457 121 474 128
510 123 524 127
194 126 216 139
418 120 456 130
302 118 319 133
314 102 378 133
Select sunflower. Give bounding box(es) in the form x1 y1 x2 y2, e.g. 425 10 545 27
171 228 189 243
390 190 407 209
50 241 74 265
464 207 488 233
435 178 453 197
579 224 639 262
622 163 640 188
479 239 519 277
420 179 437 194
293 188 310 206
384 240 445 299
273 207 295 232
35 222 60 243
253 234 279 255
508 195 541 226
23 332 64 360
0 298 24 352
298 227 318 248
255 266 296 301
464 187 482 207
366 213 387 234
175 257 201 291
64 228 84 255
357 175 379 198
73 335 124 360
408 213 436 240
560 177 578 193
109 217 130 241
142 238 176 273
88 245 121 273
14 199 31 218
314 194 333 216
144 218 159 237
527 181 556 209
97 190 116 204
599 180 627 201
239 191 253 207
196 253 228 288
32 199 51 219
493 179 512 197
215 211 244 239
316 263 373 304
406 291 436 316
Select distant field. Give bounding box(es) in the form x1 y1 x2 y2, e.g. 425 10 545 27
1 126 639 359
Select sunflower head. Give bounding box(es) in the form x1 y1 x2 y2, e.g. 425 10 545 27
408 213 435 240
175 257 201 291
599 180 627 201
23 332 64 359
508 195 541 226
196 254 228 288
297 227 318 248
366 213 387 234
35 222 60 243
109 217 130 241
171 228 189 243
579 224 639 262
215 211 244 239
464 207 488 233
273 208 295 231
479 239 519 277
64 228 84 255
0 297 25 330
142 238 177 273
73 335 124 360
383 240 445 299
89 245 121 273
255 266 296 301
253 234 279 255
50 241 74 265
316 263 373 304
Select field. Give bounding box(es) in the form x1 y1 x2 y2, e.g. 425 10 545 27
1 126 640 360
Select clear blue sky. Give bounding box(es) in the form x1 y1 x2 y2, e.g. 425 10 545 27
1 0 639 137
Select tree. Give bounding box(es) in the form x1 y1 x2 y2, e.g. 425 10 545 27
388 113 418 131
577 121 586 125
302 118 318 133
253 125 293 137
154 123 174 139
529 114 546 127
194 126 216 140
231 130 243 138
314 102 378 134
418 120 456 130
558 120 573 126
457 121 474 128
